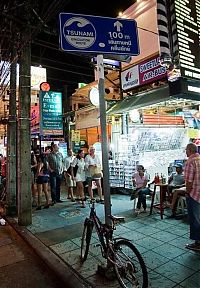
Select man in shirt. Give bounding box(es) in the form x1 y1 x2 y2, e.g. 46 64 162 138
168 163 185 195
48 144 64 204
184 143 200 251
167 163 185 218
63 148 75 201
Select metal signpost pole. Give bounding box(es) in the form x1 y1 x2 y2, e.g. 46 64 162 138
97 54 111 226
59 11 139 226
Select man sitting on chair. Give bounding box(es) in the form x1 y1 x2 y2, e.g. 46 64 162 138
168 186 187 218
168 163 185 200
168 163 185 218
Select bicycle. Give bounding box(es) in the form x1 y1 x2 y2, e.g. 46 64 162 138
80 200 148 288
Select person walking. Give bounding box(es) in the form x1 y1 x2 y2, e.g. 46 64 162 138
35 154 50 210
71 149 86 208
47 144 64 205
85 146 103 203
63 148 75 201
184 143 200 251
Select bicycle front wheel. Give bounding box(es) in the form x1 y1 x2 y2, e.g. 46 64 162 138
114 239 148 288
80 218 93 262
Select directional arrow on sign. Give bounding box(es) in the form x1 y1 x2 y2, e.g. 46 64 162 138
114 21 123 32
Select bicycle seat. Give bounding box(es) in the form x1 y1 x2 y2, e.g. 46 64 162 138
109 215 125 223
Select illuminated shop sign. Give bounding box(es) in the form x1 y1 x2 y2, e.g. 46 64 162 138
173 0 200 80
0 61 47 90
39 91 63 136
121 55 167 91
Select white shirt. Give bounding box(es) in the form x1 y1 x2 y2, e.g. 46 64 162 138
85 154 101 177
63 155 75 172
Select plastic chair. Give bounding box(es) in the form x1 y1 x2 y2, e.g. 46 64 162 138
177 196 187 214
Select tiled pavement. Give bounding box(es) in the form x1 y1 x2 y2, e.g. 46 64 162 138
0 224 63 288
26 192 200 288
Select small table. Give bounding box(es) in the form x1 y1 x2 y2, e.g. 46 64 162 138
149 183 168 219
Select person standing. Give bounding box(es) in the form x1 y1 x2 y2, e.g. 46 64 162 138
85 146 103 203
184 143 200 251
47 144 64 204
63 148 75 201
35 154 50 210
71 149 86 208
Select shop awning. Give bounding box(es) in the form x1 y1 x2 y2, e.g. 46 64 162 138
107 85 170 114
107 78 200 115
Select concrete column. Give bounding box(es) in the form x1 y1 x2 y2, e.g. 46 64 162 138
6 47 17 216
18 1 32 225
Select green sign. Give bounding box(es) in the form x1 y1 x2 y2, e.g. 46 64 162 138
78 82 87 88
40 91 63 135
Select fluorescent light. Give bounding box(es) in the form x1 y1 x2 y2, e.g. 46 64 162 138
188 85 200 93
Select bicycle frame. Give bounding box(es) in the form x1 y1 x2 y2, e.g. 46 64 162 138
88 202 114 257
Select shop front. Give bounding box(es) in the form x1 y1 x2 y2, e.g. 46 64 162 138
70 106 111 155
107 77 200 191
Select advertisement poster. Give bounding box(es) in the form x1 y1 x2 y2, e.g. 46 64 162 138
121 55 167 91
40 91 63 136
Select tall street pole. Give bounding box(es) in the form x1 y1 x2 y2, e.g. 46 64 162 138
97 55 111 226
18 1 32 225
6 42 17 216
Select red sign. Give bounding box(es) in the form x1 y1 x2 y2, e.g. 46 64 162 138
139 56 167 86
121 55 167 91
40 82 50 91
30 105 40 127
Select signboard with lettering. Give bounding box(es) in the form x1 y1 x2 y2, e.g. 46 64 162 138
173 0 200 80
39 91 63 136
71 130 80 142
121 55 167 91
30 105 40 134
59 13 139 56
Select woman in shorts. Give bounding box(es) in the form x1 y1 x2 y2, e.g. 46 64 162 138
36 154 50 210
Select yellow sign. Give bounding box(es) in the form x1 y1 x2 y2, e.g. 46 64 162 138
187 128 200 139
71 130 80 142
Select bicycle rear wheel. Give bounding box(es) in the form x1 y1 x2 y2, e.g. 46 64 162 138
114 239 148 288
80 218 93 262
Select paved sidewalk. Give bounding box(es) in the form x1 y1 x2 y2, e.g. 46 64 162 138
22 192 200 288
0 223 64 288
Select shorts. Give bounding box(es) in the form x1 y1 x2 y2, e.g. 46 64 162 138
36 175 49 184
66 174 76 188
86 176 101 184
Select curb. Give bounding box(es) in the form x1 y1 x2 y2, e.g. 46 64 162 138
6 217 92 288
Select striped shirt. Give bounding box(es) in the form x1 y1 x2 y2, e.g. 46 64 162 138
47 152 63 175
184 153 200 203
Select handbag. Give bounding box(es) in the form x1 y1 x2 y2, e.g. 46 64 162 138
90 165 102 179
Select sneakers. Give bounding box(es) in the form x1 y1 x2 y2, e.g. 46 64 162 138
186 242 200 251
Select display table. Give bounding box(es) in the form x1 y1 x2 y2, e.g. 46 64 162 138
149 183 168 219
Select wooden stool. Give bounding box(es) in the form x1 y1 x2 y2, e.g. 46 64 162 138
149 183 168 219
